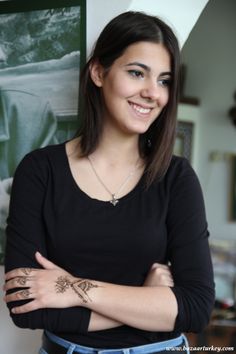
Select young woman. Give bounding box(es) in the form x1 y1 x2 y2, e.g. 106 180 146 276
4 11 215 354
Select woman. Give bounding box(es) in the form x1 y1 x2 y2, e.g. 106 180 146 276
4 11 215 354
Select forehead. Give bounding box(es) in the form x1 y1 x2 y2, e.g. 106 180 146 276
116 41 171 70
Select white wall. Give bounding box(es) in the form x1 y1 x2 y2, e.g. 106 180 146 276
128 0 208 48
181 0 236 240
86 0 132 55
1 1 209 353
87 0 209 53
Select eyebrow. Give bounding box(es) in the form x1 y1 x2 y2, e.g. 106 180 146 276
125 62 171 76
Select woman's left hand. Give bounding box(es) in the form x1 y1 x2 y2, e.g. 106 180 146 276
143 263 174 287
3 252 80 314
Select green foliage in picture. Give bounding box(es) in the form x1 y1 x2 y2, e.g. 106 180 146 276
0 6 81 67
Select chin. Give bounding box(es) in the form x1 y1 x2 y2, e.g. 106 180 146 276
122 126 146 135
129 123 152 135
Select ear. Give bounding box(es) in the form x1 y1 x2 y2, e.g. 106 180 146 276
89 60 104 87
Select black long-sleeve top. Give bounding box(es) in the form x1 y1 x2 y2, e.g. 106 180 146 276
5 142 215 348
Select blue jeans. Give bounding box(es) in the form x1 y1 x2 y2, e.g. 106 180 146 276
39 331 190 354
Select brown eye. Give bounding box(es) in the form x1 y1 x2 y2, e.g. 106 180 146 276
128 70 144 78
158 78 171 87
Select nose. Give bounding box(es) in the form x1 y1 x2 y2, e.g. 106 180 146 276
140 80 161 102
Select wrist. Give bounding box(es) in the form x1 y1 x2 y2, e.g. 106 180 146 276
54 274 102 307
70 277 102 307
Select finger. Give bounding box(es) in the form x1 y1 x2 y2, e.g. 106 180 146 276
155 271 174 285
35 252 60 270
157 276 174 287
4 276 33 291
5 268 35 281
162 275 174 286
150 263 169 270
11 300 41 314
165 281 174 287
4 289 34 303
167 278 174 286
159 271 174 281
158 269 173 278
151 267 173 278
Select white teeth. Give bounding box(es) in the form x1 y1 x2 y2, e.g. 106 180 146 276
131 103 151 114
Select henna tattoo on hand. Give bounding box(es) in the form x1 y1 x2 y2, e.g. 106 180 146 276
16 276 29 286
19 289 31 299
54 276 99 303
55 276 71 293
21 268 32 276
71 279 99 303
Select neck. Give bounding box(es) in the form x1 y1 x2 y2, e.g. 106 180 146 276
91 129 141 168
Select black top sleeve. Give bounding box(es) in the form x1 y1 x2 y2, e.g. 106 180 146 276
166 158 215 333
4 153 91 333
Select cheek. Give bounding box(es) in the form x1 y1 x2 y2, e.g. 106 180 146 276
103 81 126 101
160 90 169 107
112 81 133 98
108 73 138 98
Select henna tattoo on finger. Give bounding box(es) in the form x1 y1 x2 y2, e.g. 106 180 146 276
16 276 29 286
19 289 31 299
21 268 32 276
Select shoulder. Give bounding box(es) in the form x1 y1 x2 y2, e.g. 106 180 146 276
154 155 203 201
14 143 66 181
163 156 205 210
20 142 65 164
148 156 200 198
164 155 198 187
168 155 195 177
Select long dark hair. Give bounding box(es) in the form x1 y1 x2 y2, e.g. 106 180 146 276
78 11 180 187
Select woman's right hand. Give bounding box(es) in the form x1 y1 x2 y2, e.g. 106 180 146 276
4 252 83 314
143 263 174 287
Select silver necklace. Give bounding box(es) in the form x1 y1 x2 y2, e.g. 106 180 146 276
87 156 137 206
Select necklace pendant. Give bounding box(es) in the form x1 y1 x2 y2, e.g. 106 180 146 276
110 194 119 206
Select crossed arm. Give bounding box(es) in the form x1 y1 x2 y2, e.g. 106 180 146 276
4 252 177 332
4 155 215 333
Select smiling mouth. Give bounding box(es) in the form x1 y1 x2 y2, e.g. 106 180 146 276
129 102 152 114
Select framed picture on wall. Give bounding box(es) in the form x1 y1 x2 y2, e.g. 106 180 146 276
174 121 194 162
0 0 86 264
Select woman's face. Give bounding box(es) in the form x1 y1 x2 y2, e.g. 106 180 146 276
90 41 171 136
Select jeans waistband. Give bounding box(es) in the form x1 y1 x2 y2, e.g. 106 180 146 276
44 331 189 354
